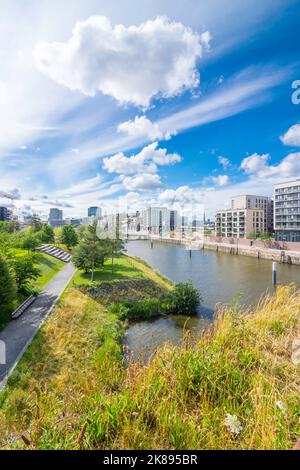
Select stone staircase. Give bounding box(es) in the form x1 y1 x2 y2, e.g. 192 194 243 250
36 245 72 263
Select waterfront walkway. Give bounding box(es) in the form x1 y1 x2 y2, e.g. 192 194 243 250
0 262 77 390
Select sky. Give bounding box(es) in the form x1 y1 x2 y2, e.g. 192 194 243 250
0 0 300 220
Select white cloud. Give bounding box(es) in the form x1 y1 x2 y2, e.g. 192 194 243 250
218 155 230 168
118 116 175 142
158 186 203 204
33 16 209 107
211 174 230 186
280 123 300 147
122 173 162 190
103 142 181 175
240 152 300 178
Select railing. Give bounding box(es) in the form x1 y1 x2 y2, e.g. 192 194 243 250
11 294 38 320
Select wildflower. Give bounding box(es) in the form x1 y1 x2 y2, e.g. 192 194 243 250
205 356 210 361
275 401 286 415
224 413 243 435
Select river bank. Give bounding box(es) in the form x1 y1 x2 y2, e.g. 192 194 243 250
146 236 300 265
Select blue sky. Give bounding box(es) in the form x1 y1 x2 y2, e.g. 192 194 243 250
0 0 300 219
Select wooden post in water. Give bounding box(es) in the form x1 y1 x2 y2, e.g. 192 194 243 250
272 261 278 285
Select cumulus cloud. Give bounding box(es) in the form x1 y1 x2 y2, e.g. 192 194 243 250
280 123 300 147
240 152 300 178
103 142 182 175
33 16 209 107
218 156 230 169
118 116 175 141
158 185 203 204
211 174 230 186
122 173 162 191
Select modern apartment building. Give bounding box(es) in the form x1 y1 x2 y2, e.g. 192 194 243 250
49 208 64 227
231 195 273 232
216 208 265 238
274 179 300 242
216 194 271 239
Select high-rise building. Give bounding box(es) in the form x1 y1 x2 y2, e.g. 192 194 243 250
274 179 300 242
88 207 102 218
0 206 11 222
141 207 171 235
49 208 64 227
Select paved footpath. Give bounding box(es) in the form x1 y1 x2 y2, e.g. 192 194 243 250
0 262 77 390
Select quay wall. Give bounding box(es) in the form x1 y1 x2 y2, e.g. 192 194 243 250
148 236 300 265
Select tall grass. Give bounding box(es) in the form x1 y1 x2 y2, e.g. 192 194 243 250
0 281 299 449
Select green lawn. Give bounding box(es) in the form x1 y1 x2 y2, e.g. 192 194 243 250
33 253 65 291
6 248 65 292
72 256 146 285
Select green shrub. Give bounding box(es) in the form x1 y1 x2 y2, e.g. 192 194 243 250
110 298 162 321
168 281 201 316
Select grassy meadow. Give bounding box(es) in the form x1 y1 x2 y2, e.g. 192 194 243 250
0 256 299 450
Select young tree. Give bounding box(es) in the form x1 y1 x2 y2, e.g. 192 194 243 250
31 214 42 232
22 233 40 253
38 224 55 244
72 223 110 280
109 238 125 273
9 256 40 291
60 225 78 250
0 255 17 325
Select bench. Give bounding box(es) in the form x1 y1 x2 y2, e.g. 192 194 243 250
11 294 38 320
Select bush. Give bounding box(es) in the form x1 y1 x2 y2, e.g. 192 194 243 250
0 255 17 327
168 281 201 316
110 298 162 321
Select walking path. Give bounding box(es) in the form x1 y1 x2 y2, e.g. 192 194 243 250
0 262 77 390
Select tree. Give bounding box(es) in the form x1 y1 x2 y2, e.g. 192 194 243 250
259 231 274 248
38 224 55 244
9 255 40 291
0 255 17 325
109 238 125 273
72 223 110 280
248 231 259 240
31 214 42 232
60 225 78 250
22 233 40 253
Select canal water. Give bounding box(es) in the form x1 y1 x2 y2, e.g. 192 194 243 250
125 240 300 362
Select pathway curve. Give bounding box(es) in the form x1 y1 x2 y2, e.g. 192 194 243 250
0 262 77 390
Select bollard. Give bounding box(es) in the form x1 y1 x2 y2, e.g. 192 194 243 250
189 249 192 258
272 261 278 285
151 241 153 248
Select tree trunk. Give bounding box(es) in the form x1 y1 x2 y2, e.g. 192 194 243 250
91 259 94 281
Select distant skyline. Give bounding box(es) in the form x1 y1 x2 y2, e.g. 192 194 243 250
0 0 300 219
